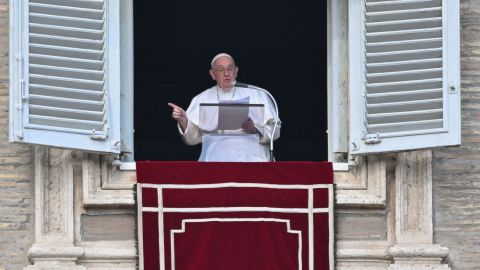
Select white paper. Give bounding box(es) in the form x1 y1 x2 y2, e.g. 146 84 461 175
217 97 250 130
198 97 264 132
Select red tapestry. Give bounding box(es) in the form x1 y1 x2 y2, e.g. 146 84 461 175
137 161 334 270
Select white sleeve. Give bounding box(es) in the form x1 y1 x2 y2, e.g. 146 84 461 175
178 120 202 145
255 118 281 144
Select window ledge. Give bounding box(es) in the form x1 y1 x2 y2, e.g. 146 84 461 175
119 162 350 171
119 162 136 171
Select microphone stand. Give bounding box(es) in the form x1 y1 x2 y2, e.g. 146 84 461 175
235 82 279 162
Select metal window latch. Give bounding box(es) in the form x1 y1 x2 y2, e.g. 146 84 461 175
449 81 457 93
20 79 28 101
364 133 381 144
90 129 107 141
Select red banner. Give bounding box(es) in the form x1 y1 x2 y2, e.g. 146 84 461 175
137 161 334 270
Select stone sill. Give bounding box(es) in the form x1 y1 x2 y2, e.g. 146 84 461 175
119 161 350 171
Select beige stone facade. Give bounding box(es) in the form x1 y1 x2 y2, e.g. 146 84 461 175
432 1 480 269
0 2 34 270
0 0 479 270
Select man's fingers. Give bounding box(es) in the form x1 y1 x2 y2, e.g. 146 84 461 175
169 103 186 123
173 109 185 116
168 102 183 111
168 102 186 116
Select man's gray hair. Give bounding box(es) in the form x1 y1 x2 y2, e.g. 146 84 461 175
210 53 235 68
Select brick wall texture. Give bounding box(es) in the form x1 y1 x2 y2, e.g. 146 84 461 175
0 2 35 270
433 1 480 269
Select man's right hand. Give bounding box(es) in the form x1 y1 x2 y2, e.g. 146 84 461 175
168 103 188 131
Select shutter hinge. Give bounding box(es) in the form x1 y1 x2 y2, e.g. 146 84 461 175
15 133 24 141
90 129 107 141
364 133 381 144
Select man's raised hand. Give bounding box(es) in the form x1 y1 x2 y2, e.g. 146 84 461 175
168 103 188 131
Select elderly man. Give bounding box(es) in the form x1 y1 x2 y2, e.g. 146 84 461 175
168 53 280 161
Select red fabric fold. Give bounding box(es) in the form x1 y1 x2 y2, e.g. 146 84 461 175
136 161 333 184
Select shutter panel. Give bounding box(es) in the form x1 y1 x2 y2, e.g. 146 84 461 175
349 0 460 155
9 0 121 153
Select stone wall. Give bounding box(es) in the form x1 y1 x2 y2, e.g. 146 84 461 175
0 2 35 270
432 0 480 269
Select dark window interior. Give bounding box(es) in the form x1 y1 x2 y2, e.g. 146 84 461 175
134 0 327 161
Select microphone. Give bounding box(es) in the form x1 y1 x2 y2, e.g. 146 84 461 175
235 81 280 162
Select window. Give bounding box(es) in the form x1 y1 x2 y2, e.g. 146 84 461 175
133 0 328 161
9 0 125 154
347 0 460 155
9 0 460 161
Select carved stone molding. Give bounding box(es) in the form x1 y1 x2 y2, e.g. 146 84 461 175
336 170 396 269
389 244 449 268
337 240 392 270
78 245 136 269
82 153 135 207
334 155 387 207
388 150 450 270
395 151 432 243
26 147 85 270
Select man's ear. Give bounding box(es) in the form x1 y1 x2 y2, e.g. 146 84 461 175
209 69 215 80
234 66 239 76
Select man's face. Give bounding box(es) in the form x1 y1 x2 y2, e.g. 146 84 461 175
210 56 238 90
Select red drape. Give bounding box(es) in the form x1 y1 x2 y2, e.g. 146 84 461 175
137 161 333 270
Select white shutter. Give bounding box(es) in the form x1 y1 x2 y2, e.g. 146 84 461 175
9 0 121 153
349 0 460 155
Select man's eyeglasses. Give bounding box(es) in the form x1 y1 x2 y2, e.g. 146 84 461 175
213 66 236 73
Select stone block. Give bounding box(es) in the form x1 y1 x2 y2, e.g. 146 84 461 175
336 209 388 241
81 213 135 241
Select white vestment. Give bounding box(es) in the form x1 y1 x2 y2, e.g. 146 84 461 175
178 85 281 162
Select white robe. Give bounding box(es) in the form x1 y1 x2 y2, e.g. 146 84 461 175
178 85 281 162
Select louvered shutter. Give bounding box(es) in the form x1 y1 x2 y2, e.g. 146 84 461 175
9 0 121 153
348 0 460 155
